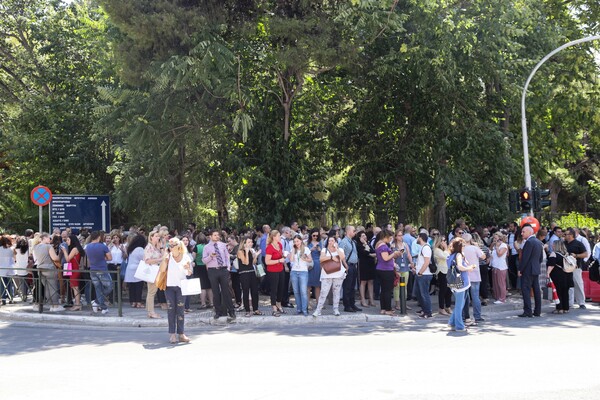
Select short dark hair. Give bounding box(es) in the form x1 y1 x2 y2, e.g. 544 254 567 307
418 232 429 242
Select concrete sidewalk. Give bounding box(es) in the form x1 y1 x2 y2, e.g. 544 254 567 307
0 290 558 328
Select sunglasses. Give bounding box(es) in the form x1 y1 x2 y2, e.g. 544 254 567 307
312 234 318 237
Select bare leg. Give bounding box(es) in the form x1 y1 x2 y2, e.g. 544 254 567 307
360 281 368 306
368 280 375 306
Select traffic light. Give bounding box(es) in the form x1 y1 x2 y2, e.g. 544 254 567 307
519 189 533 212
533 188 551 211
509 190 520 213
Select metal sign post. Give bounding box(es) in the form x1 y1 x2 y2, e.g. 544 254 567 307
31 185 53 232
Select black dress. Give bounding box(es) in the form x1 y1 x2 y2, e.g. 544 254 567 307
548 254 574 311
357 240 376 281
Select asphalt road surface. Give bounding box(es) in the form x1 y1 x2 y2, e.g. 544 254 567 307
2 311 600 400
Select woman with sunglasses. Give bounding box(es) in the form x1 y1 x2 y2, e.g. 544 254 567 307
307 229 322 310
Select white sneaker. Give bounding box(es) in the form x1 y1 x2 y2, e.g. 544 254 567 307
49 306 60 312
312 311 321 317
333 310 340 316
91 301 98 313
493 300 504 305
101 309 109 315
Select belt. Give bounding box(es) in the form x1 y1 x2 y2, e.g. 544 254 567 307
210 266 228 270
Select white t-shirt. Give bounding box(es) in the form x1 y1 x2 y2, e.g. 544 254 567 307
109 245 124 264
291 247 311 272
417 245 433 275
463 245 483 282
166 254 190 287
15 250 29 276
491 243 508 270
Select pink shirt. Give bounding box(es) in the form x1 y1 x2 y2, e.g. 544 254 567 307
202 241 230 269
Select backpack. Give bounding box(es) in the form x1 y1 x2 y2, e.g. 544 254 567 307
557 252 577 273
588 258 600 282
446 254 463 289
421 245 437 273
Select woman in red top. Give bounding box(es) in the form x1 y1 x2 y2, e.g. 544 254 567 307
265 230 286 317
61 234 85 311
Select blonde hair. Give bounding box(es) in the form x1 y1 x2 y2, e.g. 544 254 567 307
169 237 188 256
267 230 280 245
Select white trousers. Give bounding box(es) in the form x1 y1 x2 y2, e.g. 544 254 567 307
568 268 585 306
315 278 344 313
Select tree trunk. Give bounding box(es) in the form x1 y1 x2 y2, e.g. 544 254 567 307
433 187 447 233
549 179 560 214
396 176 408 224
214 176 229 229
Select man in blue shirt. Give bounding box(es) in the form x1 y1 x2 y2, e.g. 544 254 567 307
86 231 113 314
340 226 361 312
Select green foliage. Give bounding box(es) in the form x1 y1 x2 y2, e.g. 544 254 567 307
554 212 600 231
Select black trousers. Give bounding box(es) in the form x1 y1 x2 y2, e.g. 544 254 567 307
282 267 291 305
128 281 144 303
479 263 490 299
207 267 235 316
520 273 541 316
343 263 358 308
267 270 285 306
437 272 452 309
377 269 395 311
239 271 259 311
230 271 242 305
508 255 519 289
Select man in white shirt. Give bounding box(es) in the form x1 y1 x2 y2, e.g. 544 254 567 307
414 233 433 318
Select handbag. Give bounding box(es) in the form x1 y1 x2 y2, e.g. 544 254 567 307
557 252 577 273
134 260 160 283
446 257 464 290
180 278 201 295
63 262 73 276
254 263 266 278
321 250 341 274
155 257 169 291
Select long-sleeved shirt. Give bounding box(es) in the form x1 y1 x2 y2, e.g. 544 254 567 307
593 242 600 261
202 241 231 269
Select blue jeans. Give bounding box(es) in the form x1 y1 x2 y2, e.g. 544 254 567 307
90 271 112 310
449 290 467 330
416 274 433 316
290 270 309 314
463 281 482 320
165 286 185 334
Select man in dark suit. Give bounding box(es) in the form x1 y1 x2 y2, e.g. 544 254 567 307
518 225 544 317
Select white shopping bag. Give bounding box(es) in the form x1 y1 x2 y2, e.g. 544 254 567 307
180 278 202 296
133 261 160 283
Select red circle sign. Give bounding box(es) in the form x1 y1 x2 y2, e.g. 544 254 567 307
520 216 540 234
30 185 53 206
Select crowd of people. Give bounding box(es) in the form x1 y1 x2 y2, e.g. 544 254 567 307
0 218 598 340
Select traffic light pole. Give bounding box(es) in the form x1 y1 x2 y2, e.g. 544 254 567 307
521 35 600 215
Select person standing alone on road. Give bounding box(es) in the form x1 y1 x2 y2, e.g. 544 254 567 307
517 225 543 318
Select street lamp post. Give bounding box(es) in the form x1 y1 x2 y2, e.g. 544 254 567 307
521 35 600 215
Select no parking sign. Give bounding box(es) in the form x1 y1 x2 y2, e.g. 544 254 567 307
31 185 53 232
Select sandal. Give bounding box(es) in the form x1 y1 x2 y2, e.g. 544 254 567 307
551 309 562 314
253 310 263 316
277 307 286 314
169 334 178 344
245 312 251 317
148 313 162 319
272 310 281 317
68 305 82 312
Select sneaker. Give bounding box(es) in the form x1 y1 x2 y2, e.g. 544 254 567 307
493 300 504 305
312 311 321 317
91 301 98 313
419 314 432 319
49 306 60 312
334 310 340 316
475 317 485 322
579 304 587 309
101 309 109 315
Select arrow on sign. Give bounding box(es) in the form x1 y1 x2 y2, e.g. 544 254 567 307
101 201 107 231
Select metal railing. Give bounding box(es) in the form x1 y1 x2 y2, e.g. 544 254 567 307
0 267 122 317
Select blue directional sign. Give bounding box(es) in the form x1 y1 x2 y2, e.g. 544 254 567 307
50 195 111 232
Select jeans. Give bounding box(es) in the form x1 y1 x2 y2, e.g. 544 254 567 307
342 263 358 309
90 271 112 310
448 290 466 330
1 277 14 300
290 270 309 314
165 286 185 334
416 274 433 316
40 269 59 306
462 281 481 319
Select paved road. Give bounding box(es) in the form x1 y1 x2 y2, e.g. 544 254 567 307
2 309 600 400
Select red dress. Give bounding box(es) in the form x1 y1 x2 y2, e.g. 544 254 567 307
69 253 81 286
265 243 284 273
